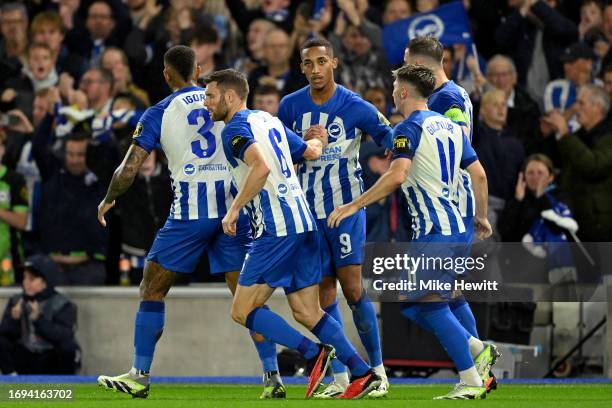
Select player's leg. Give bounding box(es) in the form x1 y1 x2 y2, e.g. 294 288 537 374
287 231 381 399
212 214 283 399
316 222 350 395
98 218 208 398
331 210 386 388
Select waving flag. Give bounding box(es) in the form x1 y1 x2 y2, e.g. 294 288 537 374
383 1 473 66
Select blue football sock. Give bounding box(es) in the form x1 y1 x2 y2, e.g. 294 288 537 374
348 291 382 367
400 302 434 332
245 307 319 359
311 313 369 377
323 301 348 375
250 305 278 373
450 296 479 339
133 301 165 373
419 303 473 371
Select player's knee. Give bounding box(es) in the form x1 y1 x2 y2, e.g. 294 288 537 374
231 304 249 326
139 281 166 301
318 280 337 308
342 282 363 303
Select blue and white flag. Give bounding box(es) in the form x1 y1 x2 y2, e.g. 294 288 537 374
383 1 473 66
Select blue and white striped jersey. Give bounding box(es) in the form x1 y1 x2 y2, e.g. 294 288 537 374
132 86 233 220
428 80 475 219
278 85 393 219
392 110 478 239
221 110 317 238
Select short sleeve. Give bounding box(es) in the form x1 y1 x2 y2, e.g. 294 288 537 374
460 132 478 169
391 121 421 161
356 100 394 149
285 126 307 163
277 97 292 128
132 106 163 153
225 123 256 161
9 173 28 212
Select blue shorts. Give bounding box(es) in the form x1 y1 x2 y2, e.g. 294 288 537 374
147 213 252 274
239 231 321 294
404 232 471 300
317 209 366 277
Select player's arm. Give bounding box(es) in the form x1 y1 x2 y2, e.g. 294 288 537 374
461 132 491 240
444 106 470 143
303 139 323 160
97 143 149 226
328 130 414 228
222 142 270 236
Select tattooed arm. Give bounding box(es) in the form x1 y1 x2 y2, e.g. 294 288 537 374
97 143 149 227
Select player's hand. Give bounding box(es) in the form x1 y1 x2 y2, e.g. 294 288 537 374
515 172 526 201
10 298 23 320
474 217 492 240
327 202 358 228
222 207 240 237
97 199 115 227
304 125 328 146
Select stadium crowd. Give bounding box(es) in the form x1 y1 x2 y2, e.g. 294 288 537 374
0 0 610 287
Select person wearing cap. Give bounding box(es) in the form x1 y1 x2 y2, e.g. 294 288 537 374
543 42 603 133
0 254 80 374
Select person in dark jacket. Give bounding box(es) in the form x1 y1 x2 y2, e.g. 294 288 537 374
117 149 172 283
499 153 561 241
541 84 612 241
474 89 525 202
32 114 109 285
495 0 578 101
0 254 80 374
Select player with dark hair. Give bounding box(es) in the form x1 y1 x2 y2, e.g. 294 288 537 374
276 37 392 398
204 68 383 400
329 64 493 400
404 36 501 393
95 46 279 399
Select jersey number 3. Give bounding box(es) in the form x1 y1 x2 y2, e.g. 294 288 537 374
188 108 216 158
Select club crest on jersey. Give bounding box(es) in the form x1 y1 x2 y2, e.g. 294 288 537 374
277 183 288 195
327 122 344 142
133 122 143 138
183 163 196 176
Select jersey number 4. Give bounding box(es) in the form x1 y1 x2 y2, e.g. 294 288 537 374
187 108 216 158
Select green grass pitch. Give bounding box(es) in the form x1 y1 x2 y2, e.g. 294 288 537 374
2 384 612 407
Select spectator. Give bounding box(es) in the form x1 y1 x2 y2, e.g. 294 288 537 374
117 150 172 284
579 0 604 41
542 84 612 241
100 47 150 106
499 153 561 241
382 0 412 25
32 114 108 284
252 84 281 116
79 66 114 118
0 3 28 82
0 128 29 275
0 254 80 374
495 0 578 103
247 28 306 105
189 25 223 85
64 1 121 67
363 86 389 117
473 89 525 206
232 18 275 75
2 43 58 121
486 54 541 147
544 42 600 133
225 0 296 36
416 0 439 13
442 46 455 82
332 23 391 95
603 63 612 97
30 11 87 81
